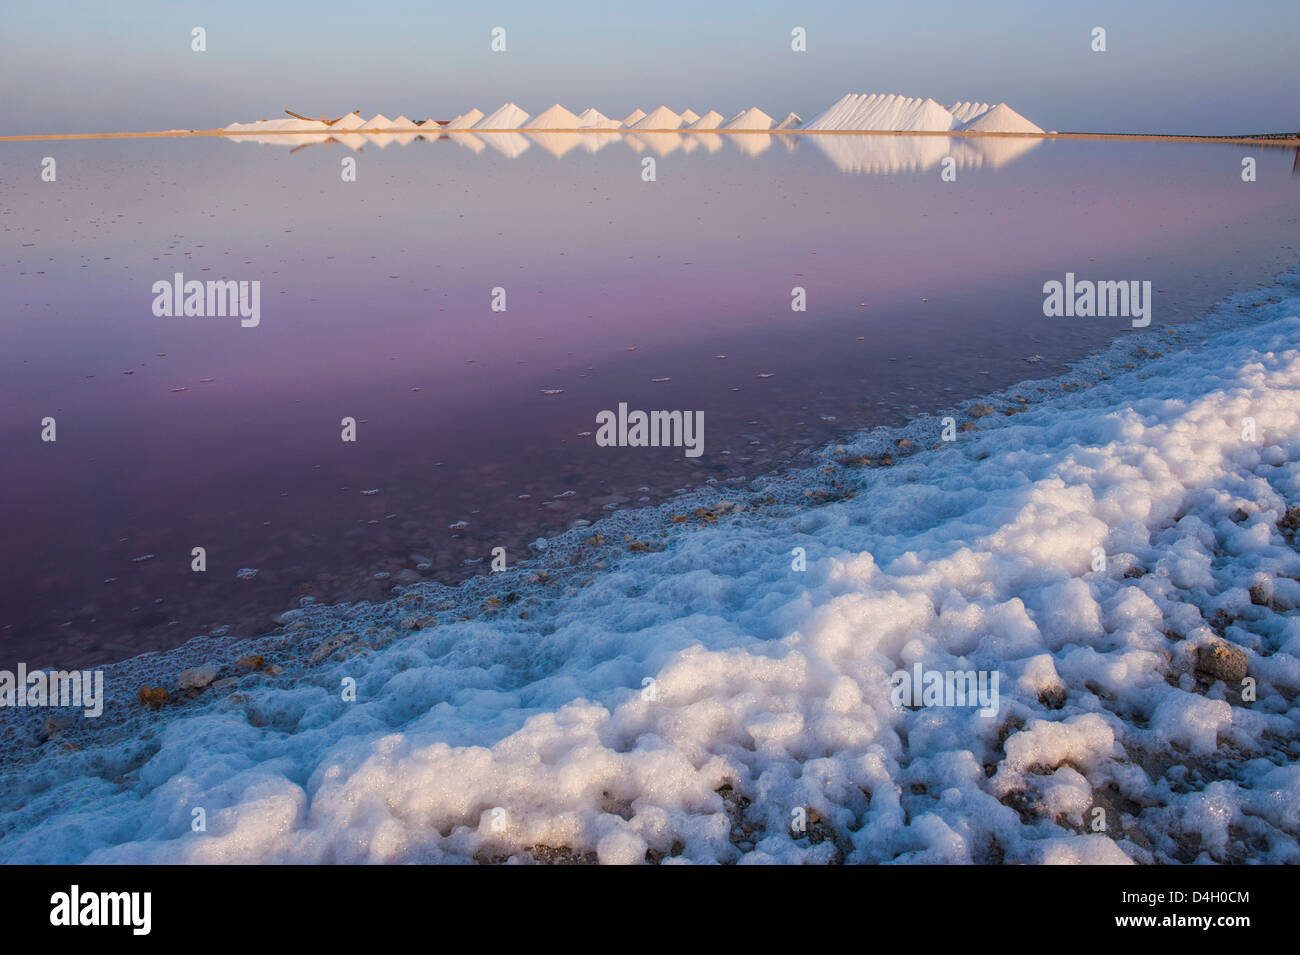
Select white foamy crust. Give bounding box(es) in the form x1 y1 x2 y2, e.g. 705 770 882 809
4 275 1300 864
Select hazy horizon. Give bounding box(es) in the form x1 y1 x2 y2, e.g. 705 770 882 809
2 0 1297 137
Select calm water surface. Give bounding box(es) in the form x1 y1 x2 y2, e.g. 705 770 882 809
2 132 1298 666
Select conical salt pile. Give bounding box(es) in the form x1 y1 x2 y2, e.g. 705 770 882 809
804 94 954 132
530 104 584 129
686 110 724 130
948 101 992 125
445 109 484 129
723 107 775 130
958 103 1044 134
578 108 622 129
474 103 531 129
630 106 683 130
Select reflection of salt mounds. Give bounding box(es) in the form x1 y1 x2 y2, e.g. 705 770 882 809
811 133 1041 174
364 131 421 149
447 131 486 153
621 108 647 127
525 131 583 158
693 132 724 152
630 106 682 130
775 112 802 130
530 104 584 129
948 101 992 125
805 94 954 131
578 108 621 129
446 109 484 129
811 134 951 173
686 110 724 130
627 132 684 156
962 135 1042 167
723 107 775 130
959 103 1045 134
728 132 772 156
580 132 619 153
474 103 530 129
476 131 531 158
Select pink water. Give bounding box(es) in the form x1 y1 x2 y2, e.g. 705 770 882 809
2 133 1297 667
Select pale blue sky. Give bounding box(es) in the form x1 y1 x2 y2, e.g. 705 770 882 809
2 0 1296 135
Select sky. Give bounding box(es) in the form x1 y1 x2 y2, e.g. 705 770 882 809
1 0 1297 136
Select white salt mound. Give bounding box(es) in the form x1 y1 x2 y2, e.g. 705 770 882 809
958 102 1045 134
389 115 420 130
631 106 682 130
686 109 724 130
805 93 955 132
948 101 992 125
474 103 531 129
332 112 367 131
221 117 331 134
621 108 647 127
525 132 582 158
445 109 484 130
578 108 621 129
529 104 584 129
723 107 775 130
775 112 802 130
679 109 701 124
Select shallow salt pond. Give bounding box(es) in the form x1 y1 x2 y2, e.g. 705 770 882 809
2 131 1298 667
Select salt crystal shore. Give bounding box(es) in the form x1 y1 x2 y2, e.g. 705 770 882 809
3 272 1299 864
